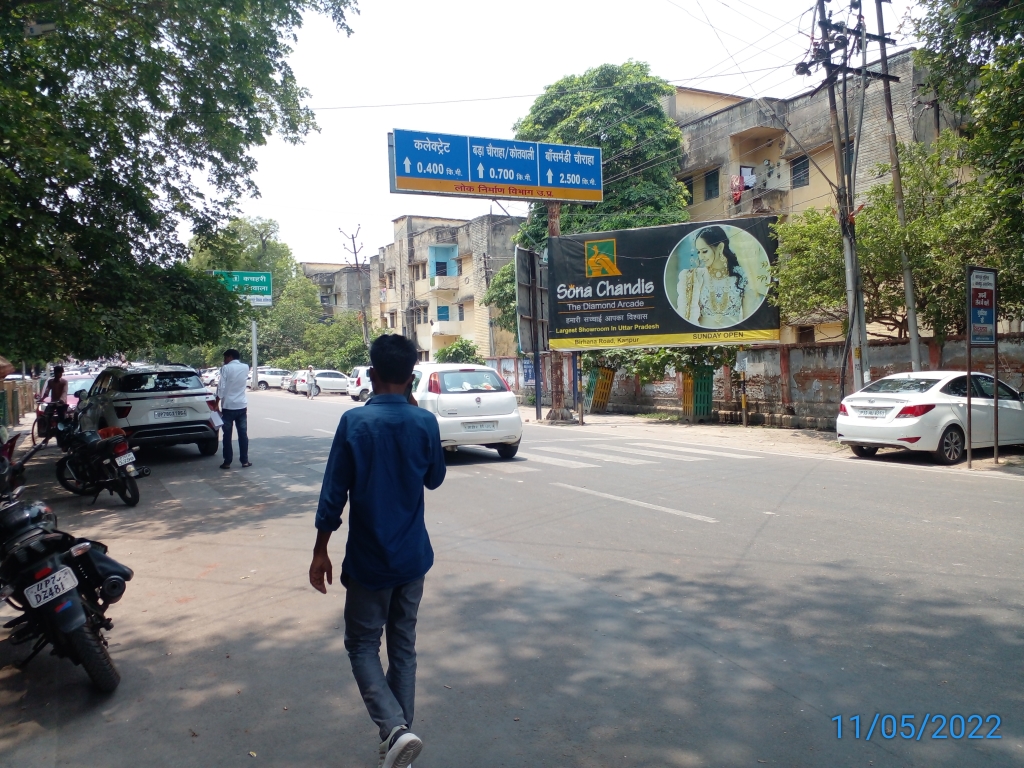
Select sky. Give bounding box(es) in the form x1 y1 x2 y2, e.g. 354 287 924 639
229 0 920 265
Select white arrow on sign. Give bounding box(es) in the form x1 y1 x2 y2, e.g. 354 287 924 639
477 163 484 179
403 157 411 173
546 169 553 184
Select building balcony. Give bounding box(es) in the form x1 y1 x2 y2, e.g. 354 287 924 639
428 275 460 292
431 320 462 337
728 187 788 217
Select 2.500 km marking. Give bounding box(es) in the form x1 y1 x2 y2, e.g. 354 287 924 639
832 713 1001 740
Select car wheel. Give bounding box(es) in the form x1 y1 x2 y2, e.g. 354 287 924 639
933 425 965 465
496 442 520 459
359 390 371 402
350 395 359 401
850 445 878 458
258 381 269 390
198 436 219 456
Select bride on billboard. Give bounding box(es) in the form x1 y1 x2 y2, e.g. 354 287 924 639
671 225 769 328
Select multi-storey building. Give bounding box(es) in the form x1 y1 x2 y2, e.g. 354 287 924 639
667 49 955 343
299 262 372 319
370 213 524 361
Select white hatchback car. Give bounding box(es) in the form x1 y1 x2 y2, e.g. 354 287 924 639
837 371 1024 464
412 363 522 458
252 367 290 390
79 365 221 455
348 366 371 401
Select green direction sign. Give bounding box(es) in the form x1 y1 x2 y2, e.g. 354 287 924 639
212 270 273 306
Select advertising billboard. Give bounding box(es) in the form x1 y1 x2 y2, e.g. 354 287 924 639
547 219 779 349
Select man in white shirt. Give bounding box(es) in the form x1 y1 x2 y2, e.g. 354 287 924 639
215 348 251 469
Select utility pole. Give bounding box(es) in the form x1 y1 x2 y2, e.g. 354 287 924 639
340 226 371 349
817 0 865 391
875 0 923 370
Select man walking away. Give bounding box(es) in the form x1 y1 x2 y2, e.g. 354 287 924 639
215 349 251 469
309 335 445 768
306 365 317 399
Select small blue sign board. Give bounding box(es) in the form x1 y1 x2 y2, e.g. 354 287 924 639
968 267 997 347
390 129 603 204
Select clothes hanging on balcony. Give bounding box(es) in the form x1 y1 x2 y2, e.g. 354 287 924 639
730 175 744 204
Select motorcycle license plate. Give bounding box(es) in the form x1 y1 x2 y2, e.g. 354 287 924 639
23 567 79 608
154 409 187 420
115 451 136 466
462 421 497 432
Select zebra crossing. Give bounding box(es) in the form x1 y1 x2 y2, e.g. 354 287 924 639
448 439 762 478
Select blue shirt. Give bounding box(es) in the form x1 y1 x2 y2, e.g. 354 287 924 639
315 394 446 590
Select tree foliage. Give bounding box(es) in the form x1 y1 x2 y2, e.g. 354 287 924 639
482 261 518 341
434 338 485 365
916 1 1024 253
0 0 357 362
582 346 735 384
773 133 1023 342
513 61 688 249
274 312 373 372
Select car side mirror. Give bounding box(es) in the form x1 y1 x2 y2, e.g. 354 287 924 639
74 389 89 400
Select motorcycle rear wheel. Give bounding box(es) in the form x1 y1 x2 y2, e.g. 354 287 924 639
117 475 140 507
56 457 93 496
69 622 120 693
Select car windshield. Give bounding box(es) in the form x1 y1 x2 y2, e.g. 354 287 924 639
117 372 204 392
440 370 507 393
860 377 939 394
67 378 95 396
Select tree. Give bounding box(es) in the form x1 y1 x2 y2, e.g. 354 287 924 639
915 2 1024 253
258 276 323 361
772 133 1023 343
190 218 299 302
273 312 376 371
512 61 688 249
0 0 357 361
482 261 518 342
434 338 485 365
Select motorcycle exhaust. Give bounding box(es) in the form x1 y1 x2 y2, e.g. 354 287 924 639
101 575 127 603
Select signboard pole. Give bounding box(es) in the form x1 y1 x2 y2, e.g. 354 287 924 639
531 250 542 422
966 266 999 468
966 312 972 469
251 320 258 392
545 202 572 422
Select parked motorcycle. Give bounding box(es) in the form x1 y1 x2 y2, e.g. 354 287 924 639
0 487 134 692
54 395 149 506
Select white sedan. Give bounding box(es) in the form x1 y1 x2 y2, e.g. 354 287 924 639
837 371 1024 464
412 363 522 458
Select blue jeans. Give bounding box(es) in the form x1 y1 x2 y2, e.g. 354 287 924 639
221 408 248 464
344 576 424 742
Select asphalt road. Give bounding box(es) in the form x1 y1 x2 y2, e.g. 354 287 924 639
1 389 1021 767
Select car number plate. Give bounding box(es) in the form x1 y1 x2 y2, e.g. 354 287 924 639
859 408 889 418
23 567 79 608
463 421 497 432
153 409 187 420
115 451 136 466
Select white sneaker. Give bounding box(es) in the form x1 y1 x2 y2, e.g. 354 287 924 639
379 725 422 768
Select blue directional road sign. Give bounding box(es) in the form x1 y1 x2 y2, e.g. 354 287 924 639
389 129 603 204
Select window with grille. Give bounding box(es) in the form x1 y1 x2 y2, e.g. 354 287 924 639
458 303 465 321
704 168 720 200
387 272 394 289
791 155 809 188
797 325 815 343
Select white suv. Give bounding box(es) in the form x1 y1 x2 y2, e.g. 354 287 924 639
79 366 220 455
413 363 521 458
348 366 371 401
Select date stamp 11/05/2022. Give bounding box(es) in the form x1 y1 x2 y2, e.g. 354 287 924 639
832 714 1002 741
